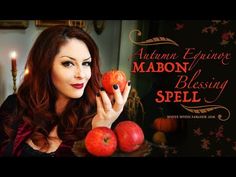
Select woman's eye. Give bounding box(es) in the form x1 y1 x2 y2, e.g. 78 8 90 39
62 61 74 67
83 62 92 66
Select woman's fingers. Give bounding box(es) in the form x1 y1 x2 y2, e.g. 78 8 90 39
100 88 112 112
97 80 131 114
96 93 104 113
113 84 124 112
122 80 131 102
93 81 131 128
113 81 131 112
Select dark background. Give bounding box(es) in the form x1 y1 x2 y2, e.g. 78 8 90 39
131 20 236 156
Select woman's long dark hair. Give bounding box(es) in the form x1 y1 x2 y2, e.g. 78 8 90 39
2 26 101 151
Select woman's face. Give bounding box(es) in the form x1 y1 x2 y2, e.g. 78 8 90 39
51 38 92 100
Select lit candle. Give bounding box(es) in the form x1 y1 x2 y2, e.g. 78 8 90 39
10 51 17 72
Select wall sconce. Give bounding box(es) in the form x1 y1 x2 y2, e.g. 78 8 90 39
93 20 105 35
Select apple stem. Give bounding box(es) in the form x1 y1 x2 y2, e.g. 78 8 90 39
104 137 109 143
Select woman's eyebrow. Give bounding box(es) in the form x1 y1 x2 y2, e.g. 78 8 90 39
83 57 92 61
60 56 91 61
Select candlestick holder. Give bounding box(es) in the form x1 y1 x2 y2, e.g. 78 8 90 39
11 70 17 94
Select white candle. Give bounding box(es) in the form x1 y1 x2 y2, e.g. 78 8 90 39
10 51 17 72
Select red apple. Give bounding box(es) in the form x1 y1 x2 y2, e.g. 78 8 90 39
102 70 127 94
114 121 144 153
85 127 117 157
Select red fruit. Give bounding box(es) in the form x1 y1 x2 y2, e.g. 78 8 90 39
85 127 117 157
153 118 177 133
114 121 144 153
102 70 127 94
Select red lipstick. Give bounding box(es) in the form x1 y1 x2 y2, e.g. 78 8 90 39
71 83 84 89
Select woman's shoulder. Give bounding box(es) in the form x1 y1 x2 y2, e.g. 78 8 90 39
0 94 18 114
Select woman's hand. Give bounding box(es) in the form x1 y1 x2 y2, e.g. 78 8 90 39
92 81 131 129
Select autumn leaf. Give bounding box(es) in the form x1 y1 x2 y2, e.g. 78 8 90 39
193 128 203 136
201 138 210 150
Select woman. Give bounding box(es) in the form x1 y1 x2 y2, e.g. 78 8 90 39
0 25 131 156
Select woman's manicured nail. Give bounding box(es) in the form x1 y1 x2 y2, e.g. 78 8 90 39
113 84 118 90
100 87 105 91
128 81 131 86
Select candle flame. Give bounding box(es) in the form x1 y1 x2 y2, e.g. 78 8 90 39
10 51 17 59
